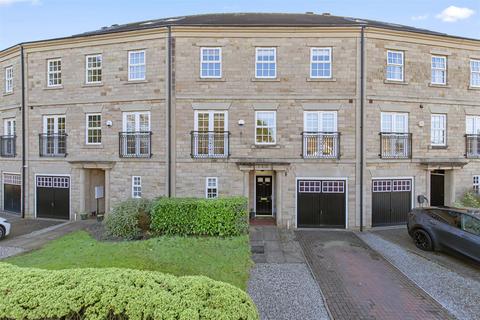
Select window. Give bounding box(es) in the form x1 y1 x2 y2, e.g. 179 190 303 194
47 59 62 87
255 111 276 144
85 54 102 84
200 47 221 78
473 175 480 194
5 66 13 93
128 50 146 81
304 111 337 132
132 176 142 198
466 116 480 134
381 112 408 133
431 56 447 85
206 177 218 199
121 112 151 157
255 48 276 78
430 114 446 146
86 114 102 144
310 48 332 78
386 51 404 81
193 111 228 157
4 118 15 136
461 214 480 236
471 60 480 87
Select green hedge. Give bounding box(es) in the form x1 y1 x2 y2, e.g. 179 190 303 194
150 197 249 236
0 263 258 320
104 198 153 240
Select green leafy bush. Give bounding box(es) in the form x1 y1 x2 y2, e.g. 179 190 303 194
453 190 480 208
0 263 258 320
150 197 249 237
104 198 153 240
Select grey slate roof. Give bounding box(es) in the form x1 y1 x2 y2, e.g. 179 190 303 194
75 12 465 40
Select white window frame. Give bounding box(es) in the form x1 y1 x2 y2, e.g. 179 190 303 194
3 118 15 136
474 175 480 194
205 177 218 199
310 47 332 79
431 55 447 85
255 111 277 145
430 114 446 146
303 111 338 132
85 54 102 84
466 115 480 134
5 66 13 93
193 110 228 131
128 50 146 81
470 59 480 88
386 50 404 82
255 47 277 79
85 113 102 145
380 112 408 133
47 58 62 87
122 111 151 132
132 176 142 198
200 47 222 79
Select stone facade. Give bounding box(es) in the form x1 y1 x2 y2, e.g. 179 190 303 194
0 20 480 229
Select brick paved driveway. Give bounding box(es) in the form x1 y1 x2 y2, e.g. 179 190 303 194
297 230 454 320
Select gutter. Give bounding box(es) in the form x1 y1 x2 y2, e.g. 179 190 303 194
167 26 172 197
360 26 365 232
20 45 26 218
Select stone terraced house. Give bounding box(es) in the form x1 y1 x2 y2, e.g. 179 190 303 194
1 13 480 229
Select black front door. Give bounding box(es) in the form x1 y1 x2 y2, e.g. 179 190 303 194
256 176 272 215
430 171 445 206
4 184 21 213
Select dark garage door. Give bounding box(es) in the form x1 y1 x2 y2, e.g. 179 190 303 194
3 173 21 214
297 180 346 228
372 179 412 227
36 176 70 219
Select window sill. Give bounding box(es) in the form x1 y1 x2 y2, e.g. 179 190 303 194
124 80 148 85
82 144 104 149
251 144 280 149
196 78 226 82
44 85 63 90
251 78 280 82
82 83 103 88
306 77 336 82
3 91 14 96
429 83 450 88
468 85 480 91
430 145 448 149
384 80 408 85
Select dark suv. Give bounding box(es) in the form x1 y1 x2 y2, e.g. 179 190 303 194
407 207 480 262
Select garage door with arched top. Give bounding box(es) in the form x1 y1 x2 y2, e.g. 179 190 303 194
297 179 346 228
372 179 412 227
36 176 70 219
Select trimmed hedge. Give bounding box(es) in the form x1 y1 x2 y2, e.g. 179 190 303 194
0 263 259 320
104 198 153 240
150 197 249 236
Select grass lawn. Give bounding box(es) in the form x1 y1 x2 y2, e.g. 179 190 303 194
5 231 252 290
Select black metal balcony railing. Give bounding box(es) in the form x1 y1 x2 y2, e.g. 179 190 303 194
119 131 152 158
39 133 67 157
302 132 340 159
0 135 16 157
191 131 230 158
465 134 480 158
379 132 412 159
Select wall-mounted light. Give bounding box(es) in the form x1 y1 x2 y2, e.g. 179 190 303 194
105 120 113 127
238 119 245 126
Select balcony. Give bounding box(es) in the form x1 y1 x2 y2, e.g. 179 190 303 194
465 134 480 158
39 133 67 157
119 132 152 158
302 132 340 159
379 132 412 159
0 135 16 157
191 131 230 158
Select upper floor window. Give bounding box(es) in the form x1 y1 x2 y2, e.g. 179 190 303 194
310 48 332 78
255 111 276 144
471 59 480 87
431 114 446 146
200 47 221 78
85 54 102 84
206 177 218 199
304 111 337 132
47 59 62 87
255 48 276 78
466 115 480 134
5 66 13 93
474 175 480 194
381 112 408 133
132 176 142 198
386 51 404 81
128 50 146 81
4 118 15 136
86 113 102 145
431 56 447 85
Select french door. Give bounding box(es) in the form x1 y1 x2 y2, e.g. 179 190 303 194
43 115 66 155
381 112 409 158
193 111 228 157
122 112 151 156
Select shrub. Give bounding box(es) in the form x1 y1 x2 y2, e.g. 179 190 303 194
150 197 249 237
104 198 153 240
453 190 480 208
0 263 258 320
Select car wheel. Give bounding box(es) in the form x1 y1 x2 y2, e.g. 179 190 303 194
412 229 433 251
0 226 5 240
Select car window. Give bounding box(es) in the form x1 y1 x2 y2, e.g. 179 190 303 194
427 209 461 228
461 214 480 236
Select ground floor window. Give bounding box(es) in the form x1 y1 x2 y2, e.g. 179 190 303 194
474 175 480 194
206 177 218 199
132 176 142 198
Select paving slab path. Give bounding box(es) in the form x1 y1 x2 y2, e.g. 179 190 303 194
297 230 454 320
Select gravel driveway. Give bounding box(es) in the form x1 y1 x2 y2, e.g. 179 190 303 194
358 231 480 320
